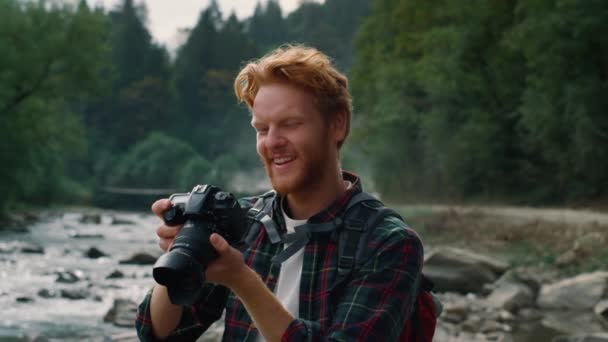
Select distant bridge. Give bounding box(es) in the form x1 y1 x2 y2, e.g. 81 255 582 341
101 187 178 195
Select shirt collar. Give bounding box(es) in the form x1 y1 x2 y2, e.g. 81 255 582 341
272 171 362 227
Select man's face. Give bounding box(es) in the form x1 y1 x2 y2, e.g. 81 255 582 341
251 81 344 195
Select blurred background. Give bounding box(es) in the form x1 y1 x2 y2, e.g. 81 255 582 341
1 0 608 341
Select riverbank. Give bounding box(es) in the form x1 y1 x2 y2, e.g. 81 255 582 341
1 205 607 341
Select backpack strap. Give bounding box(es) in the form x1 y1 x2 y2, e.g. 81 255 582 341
334 203 404 289
245 191 281 245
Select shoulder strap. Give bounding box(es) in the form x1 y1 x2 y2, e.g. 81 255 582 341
244 191 280 245
333 193 404 290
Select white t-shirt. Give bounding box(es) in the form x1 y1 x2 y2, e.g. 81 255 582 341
256 200 306 342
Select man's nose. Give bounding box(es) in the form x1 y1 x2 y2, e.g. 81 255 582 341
265 127 286 149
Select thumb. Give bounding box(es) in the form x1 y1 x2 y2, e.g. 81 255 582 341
210 233 229 254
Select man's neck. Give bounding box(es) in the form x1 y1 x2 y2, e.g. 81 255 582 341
285 168 346 220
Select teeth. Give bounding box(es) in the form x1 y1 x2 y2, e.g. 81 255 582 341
274 157 294 165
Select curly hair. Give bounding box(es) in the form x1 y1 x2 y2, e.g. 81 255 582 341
234 45 352 148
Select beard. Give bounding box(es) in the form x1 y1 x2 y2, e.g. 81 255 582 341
261 140 333 196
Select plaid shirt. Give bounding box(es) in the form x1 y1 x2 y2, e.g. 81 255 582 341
136 172 423 341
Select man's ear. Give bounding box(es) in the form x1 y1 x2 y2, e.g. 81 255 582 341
332 111 348 143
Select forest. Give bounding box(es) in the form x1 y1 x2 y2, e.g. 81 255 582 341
1 0 607 219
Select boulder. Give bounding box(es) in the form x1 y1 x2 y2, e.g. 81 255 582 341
37 288 57 298
106 270 125 279
110 216 135 225
119 252 159 265
84 247 107 259
20 243 45 254
79 213 101 224
552 333 608 342
104 298 138 327
55 270 84 284
60 288 89 300
484 282 535 312
16 296 34 303
538 271 608 310
542 311 606 335
595 299 608 329
68 231 104 239
423 247 509 294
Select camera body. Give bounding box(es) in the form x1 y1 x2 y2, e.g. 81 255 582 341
152 184 247 306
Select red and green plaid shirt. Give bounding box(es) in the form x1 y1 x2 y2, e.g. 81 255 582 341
136 172 424 341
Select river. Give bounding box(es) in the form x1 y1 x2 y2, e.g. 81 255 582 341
0 209 161 341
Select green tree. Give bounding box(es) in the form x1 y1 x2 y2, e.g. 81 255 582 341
0 0 108 215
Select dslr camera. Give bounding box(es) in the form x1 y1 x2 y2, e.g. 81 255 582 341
152 184 247 306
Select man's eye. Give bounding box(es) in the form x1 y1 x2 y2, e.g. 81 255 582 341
257 127 268 134
285 121 301 128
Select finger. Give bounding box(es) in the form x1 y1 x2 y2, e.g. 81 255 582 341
151 198 172 218
158 238 170 252
156 225 180 239
210 233 229 254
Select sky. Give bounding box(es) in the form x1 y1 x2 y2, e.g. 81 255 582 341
86 0 320 51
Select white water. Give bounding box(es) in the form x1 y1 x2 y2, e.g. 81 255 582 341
0 209 161 341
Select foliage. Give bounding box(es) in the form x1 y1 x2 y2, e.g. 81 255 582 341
351 0 608 203
0 0 107 214
107 132 211 189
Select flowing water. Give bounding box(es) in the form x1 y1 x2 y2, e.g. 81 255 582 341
0 209 160 341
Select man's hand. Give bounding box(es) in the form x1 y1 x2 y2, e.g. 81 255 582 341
206 233 248 289
151 198 182 252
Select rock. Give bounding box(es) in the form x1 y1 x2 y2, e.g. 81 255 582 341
104 298 138 327
119 252 159 265
60 288 89 300
110 216 135 225
79 213 101 224
16 296 34 303
84 247 107 259
484 282 535 312
542 310 606 335
574 232 607 256
538 271 608 310
424 247 509 294
37 289 57 298
55 270 82 284
68 231 104 239
106 270 125 279
595 299 608 329
552 333 608 342
556 250 579 267
20 243 45 254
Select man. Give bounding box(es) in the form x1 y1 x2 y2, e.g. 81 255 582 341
136 45 424 341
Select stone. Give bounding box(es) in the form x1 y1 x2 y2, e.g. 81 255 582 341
16 296 34 303
68 231 104 239
595 299 608 329
106 270 125 279
552 333 608 342
60 288 89 300
542 310 606 335
79 213 101 224
84 247 107 259
484 282 535 312
55 270 82 284
20 243 45 254
37 288 57 298
538 271 608 310
110 216 135 225
119 252 159 265
424 247 509 294
104 298 138 327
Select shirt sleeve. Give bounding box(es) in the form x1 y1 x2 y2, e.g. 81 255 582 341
135 282 229 341
280 216 424 342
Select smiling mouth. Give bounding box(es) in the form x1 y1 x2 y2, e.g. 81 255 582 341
272 156 295 166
